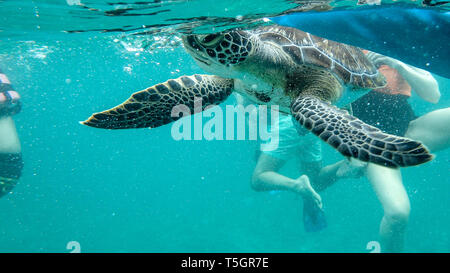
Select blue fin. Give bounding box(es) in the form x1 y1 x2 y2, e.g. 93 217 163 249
303 199 327 232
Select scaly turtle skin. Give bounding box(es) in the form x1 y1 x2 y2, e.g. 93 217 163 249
82 26 433 168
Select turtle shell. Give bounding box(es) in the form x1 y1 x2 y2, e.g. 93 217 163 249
253 26 386 89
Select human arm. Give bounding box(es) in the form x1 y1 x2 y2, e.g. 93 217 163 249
0 69 23 198
0 69 22 116
0 69 21 153
366 51 440 103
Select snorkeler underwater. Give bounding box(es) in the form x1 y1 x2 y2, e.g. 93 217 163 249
0 0 449 262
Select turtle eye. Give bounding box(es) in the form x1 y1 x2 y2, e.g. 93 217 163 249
200 34 223 47
203 34 218 43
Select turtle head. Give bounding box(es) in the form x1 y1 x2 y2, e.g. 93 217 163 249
182 30 254 76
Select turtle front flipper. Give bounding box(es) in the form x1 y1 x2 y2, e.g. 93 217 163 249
82 75 233 129
291 96 433 168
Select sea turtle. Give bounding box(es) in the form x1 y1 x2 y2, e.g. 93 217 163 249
82 25 433 167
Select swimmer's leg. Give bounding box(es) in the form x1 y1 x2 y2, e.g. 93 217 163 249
0 117 23 198
252 153 325 232
367 163 410 253
252 153 321 207
0 117 21 153
405 107 450 153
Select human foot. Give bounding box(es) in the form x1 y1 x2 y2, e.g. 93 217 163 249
293 175 322 209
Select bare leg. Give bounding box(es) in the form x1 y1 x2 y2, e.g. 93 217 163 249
366 163 410 253
361 108 450 252
0 116 22 198
0 116 21 153
405 107 450 153
252 153 322 208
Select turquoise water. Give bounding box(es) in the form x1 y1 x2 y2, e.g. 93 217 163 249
0 0 449 253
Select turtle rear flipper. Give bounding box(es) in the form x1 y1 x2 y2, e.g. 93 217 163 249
82 75 233 129
291 96 433 168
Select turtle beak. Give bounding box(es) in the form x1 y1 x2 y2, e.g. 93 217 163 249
193 56 210 66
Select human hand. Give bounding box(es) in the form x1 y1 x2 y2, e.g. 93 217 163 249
0 91 21 116
0 91 20 104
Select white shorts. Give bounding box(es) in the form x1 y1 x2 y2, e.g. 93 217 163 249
260 114 322 163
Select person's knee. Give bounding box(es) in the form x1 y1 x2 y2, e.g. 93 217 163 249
384 203 411 227
0 152 23 198
405 119 421 140
251 172 265 192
